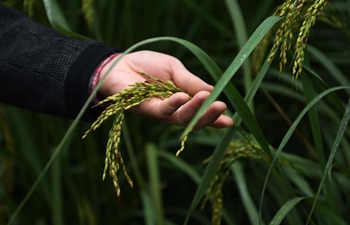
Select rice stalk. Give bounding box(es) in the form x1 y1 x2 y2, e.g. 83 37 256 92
82 71 191 196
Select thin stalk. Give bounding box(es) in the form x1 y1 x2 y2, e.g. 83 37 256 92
301 73 336 212
262 89 316 157
122 120 147 189
146 143 164 225
306 97 350 224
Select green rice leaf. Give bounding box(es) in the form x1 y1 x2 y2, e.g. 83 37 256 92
259 86 350 224
140 190 156 225
224 0 252 97
181 16 282 137
231 162 260 225
146 143 164 225
313 201 348 225
308 45 350 90
158 151 201 184
306 97 350 224
268 197 305 225
43 0 90 39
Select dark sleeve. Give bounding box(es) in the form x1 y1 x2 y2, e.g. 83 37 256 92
0 3 121 121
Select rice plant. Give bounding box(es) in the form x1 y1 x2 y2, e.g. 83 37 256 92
1 0 350 225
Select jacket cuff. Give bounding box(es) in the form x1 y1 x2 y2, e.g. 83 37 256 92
65 42 121 121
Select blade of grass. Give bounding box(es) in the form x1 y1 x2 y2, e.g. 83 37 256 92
179 0 235 39
308 45 350 92
122 120 147 189
43 0 90 39
283 167 314 197
268 197 305 225
306 97 350 224
7 118 75 225
158 151 200 184
231 162 261 225
259 86 350 225
305 65 350 140
140 190 155 225
146 143 164 225
301 70 335 211
303 65 345 114
301 70 326 167
181 16 282 137
224 0 253 99
314 202 348 225
281 152 321 178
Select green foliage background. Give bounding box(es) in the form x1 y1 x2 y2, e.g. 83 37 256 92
1 0 350 224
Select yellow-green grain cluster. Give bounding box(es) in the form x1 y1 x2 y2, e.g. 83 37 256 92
23 0 36 18
268 0 329 78
83 71 191 196
81 0 94 31
201 139 262 225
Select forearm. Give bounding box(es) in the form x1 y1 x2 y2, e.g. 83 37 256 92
0 3 120 120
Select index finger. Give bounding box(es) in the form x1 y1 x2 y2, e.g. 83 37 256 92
170 59 214 96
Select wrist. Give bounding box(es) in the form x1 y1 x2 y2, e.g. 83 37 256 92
89 53 120 103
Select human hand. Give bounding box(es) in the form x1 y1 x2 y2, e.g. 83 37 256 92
98 50 233 130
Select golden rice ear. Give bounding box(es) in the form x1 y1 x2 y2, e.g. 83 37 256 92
81 0 94 31
201 138 266 224
82 71 192 196
268 0 329 78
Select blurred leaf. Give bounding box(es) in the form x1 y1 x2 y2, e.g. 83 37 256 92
158 151 201 184
268 197 305 225
283 167 314 197
314 201 348 225
260 86 350 224
141 190 156 225
224 0 252 97
307 98 350 224
181 16 282 137
179 0 235 39
146 143 164 225
308 45 350 91
42 0 90 39
231 162 260 225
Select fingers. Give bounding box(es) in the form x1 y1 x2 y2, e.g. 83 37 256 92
130 92 189 121
132 91 233 130
170 59 214 96
157 93 190 118
175 91 212 126
174 91 232 130
192 101 229 130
